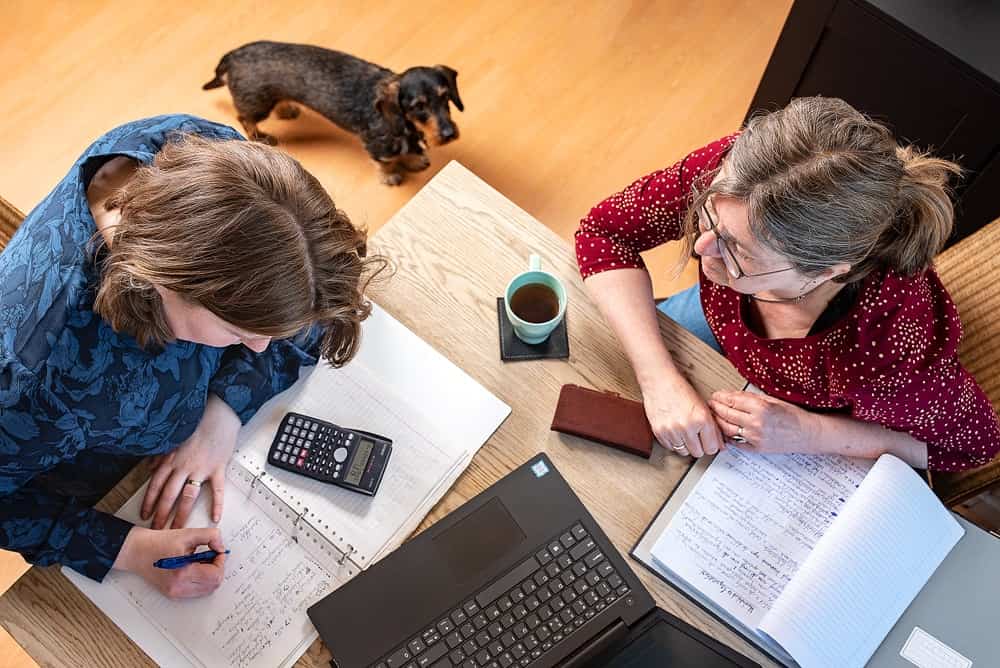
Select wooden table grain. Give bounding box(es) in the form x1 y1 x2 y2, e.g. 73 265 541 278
0 161 772 667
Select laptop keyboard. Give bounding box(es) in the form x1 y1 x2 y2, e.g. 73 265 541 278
373 522 632 668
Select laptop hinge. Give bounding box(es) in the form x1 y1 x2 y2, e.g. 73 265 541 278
558 619 629 667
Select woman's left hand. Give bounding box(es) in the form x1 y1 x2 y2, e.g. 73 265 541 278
141 394 242 530
708 390 825 455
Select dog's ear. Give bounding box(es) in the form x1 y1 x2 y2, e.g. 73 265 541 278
435 65 464 112
375 76 402 117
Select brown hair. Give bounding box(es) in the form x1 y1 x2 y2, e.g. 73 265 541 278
94 134 388 365
679 97 961 282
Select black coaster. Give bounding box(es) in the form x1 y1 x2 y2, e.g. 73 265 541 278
497 297 569 361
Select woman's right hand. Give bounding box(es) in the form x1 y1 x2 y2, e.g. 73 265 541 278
642 373 725 458
113 526 227 599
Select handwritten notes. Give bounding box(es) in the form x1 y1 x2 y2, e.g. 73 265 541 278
650 450 964 668
107 481 338 668
758 455 963 668
650 447 870 628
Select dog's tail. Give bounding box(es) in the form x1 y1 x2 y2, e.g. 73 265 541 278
202 54 231 90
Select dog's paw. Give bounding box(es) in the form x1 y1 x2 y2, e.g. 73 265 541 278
274 103 301 120
402 153 431 172
380 171 404 186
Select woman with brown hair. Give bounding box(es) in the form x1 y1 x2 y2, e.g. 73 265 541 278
0 115 384 598
577 97 999 472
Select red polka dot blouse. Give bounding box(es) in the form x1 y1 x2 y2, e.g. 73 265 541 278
575 134 1000 471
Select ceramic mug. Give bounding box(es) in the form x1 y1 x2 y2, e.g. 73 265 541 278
504 254 567 344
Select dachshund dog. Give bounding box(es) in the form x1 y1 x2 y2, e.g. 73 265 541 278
203 41 464 185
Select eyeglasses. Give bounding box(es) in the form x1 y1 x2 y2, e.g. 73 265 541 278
698 202 795 280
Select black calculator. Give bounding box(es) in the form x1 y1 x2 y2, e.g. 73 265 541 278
267 412 392 496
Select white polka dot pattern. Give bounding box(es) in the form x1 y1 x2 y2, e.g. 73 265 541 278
574 134 1000 471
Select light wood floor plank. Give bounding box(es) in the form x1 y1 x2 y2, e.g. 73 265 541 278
0 0 792 299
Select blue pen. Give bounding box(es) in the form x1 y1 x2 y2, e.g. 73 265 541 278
153 549 231 570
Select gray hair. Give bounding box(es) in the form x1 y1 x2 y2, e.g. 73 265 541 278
680 97 961 282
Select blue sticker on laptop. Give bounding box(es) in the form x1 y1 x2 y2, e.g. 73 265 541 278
531 460 550 478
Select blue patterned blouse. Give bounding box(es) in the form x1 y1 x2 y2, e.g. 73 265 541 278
0 115 322 581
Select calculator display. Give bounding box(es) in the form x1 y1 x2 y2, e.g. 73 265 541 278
346 439 374 485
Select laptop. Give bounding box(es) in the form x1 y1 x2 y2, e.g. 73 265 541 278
308 454 759 668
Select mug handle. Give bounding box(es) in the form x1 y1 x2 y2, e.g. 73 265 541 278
529 254 541 271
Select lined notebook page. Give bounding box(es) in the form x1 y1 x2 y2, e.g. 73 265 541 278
235 359 468 567
758 454 964 668
650 447 870 629
356 303 511 450
104 480 345 668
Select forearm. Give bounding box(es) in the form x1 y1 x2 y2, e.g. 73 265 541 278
583 269 682 390
112 526 145 572
813 413 928 469
205 393 242 434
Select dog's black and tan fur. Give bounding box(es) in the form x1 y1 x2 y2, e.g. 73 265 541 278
203 41 464 185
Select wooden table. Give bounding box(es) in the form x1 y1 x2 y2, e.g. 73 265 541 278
0 161 771 667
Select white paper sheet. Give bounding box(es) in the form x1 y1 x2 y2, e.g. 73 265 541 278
651 447 870 628
356 303 510 449
650 450 963 668
759 455 964 668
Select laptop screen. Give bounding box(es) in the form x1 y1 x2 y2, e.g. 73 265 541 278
593 618 752 667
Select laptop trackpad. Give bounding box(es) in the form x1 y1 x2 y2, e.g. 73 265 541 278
433 497 526 582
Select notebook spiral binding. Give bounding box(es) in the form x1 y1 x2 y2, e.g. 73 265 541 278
337 544 356 565
231 460 359 571
292 507 308 543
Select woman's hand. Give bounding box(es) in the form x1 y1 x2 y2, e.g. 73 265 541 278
113 526 226 599
708 390 824 454
642 374 725 458
141 394 241 529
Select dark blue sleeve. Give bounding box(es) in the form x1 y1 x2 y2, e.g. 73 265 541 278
0 358 133 582
84 114 245 159
208 326 323 425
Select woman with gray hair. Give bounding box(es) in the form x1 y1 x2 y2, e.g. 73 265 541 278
576 96 999 472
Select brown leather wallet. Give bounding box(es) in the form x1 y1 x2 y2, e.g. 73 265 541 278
550 384 654 458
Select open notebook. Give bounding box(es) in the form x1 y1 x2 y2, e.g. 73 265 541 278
632 447 964 668
64 303 511 667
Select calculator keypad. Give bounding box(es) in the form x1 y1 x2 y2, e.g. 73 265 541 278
266 412 391 497
270 415 357 480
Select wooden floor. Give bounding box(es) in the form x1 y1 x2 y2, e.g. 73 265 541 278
0 1 795 664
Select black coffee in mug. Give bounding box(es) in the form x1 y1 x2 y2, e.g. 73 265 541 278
510 283 560 323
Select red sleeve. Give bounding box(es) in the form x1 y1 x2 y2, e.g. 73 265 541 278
575 134 738 279
843 271 1000 471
